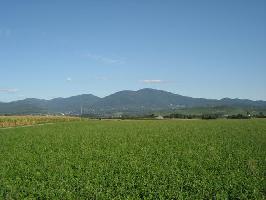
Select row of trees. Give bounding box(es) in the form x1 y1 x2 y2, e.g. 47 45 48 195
80 112 266 120
163 113 221 120
164 112 266 120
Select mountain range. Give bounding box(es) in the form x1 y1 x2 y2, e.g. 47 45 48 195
1 88 266 115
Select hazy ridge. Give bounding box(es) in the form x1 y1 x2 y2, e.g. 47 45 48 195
1 88 266 115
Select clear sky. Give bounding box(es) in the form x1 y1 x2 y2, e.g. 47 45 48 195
1 0 266 102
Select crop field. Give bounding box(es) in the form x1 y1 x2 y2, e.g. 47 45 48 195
0 119 265 199
0 116 80 128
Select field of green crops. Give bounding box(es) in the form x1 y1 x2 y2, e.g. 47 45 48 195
0 119 265 199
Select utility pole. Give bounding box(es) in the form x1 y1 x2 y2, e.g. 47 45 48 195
80 106 83 116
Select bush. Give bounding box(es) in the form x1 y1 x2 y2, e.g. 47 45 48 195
227 114 250 119
201 114 219 120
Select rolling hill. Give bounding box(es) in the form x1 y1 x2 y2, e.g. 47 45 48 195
0 88 266 115
0 94 100 115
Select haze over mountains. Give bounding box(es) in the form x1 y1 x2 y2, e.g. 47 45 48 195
1 88 266 115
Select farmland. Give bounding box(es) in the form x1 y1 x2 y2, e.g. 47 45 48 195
0 119 265 199
0 115 80 128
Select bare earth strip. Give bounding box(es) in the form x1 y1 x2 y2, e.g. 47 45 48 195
0 123 55 130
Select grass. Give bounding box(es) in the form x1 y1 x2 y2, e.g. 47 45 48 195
0 115 80 128
0 119 265 199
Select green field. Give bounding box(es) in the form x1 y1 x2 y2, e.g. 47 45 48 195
0 119 265 199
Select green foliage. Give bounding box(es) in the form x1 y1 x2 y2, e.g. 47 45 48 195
201 114 219 120
255 112 266 118
0 120 265 199
227 114 251 119
164 113 202 119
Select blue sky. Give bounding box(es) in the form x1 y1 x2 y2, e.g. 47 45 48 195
1 0 266 102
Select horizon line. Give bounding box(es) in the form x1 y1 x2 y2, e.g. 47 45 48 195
1 88 265 103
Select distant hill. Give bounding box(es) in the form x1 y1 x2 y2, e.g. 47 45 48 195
0 88 266 115
0 94 100 115
91 88 266 115
47 94 100 113
92 88 215 111
0 98 47 115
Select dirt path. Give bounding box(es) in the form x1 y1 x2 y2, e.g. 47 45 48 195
0 123 55 130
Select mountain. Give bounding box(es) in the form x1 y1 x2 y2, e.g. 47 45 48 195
47 94 100 113
92 88 266 114
0 98 48 115
93 88 214 111
0 94 100 115
218 98 266 107
0 88 266 115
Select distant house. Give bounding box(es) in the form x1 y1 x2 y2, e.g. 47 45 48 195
155 115 164 120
